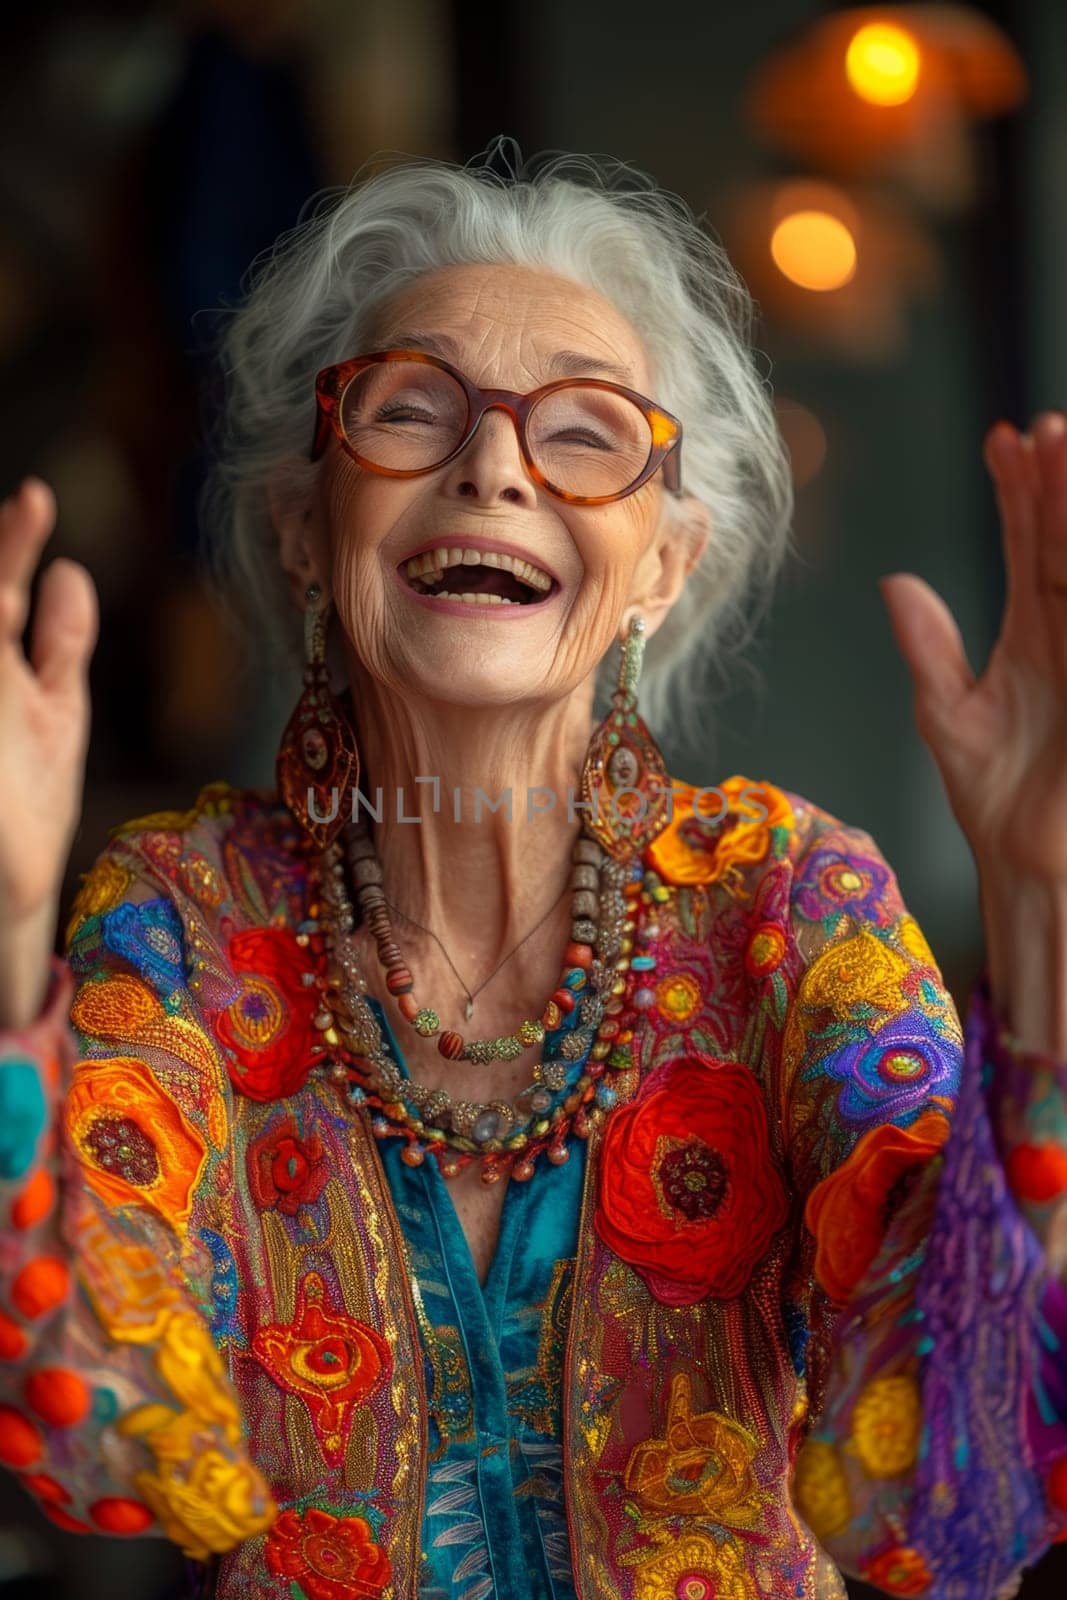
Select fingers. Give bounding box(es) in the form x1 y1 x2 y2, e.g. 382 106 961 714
0 480 58 641
983 420 1038 635
1031 411 1067 589
878 571 975 721
29 558 99 698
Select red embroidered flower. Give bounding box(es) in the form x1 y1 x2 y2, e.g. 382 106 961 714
265 1506 391 1599
594 1053 788 1306
250 1273 392 1468
211 928 327 1101
804 1110 950 1305
247 1119 329 1214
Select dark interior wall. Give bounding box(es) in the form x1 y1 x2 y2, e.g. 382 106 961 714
495 0 1044 1010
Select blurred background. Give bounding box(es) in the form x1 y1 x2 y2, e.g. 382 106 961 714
2 0 1065 1594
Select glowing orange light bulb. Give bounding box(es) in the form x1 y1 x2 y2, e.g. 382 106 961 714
845 21 921 106
770 211 857 292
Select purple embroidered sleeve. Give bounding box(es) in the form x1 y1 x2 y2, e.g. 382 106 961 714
783 811 1067 1597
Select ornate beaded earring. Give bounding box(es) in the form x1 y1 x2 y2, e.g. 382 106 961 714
276 584 361 851
579 612 670 859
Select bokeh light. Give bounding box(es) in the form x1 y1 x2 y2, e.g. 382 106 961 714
845 20 921 106
770 210 858 291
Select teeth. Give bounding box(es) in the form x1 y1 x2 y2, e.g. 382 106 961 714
403 546 553 593
432 591 517 605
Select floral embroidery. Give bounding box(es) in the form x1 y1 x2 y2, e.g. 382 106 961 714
792 841 893 929
790 926 911 1026
743 919 787 979
247 1118 328 1215
647 776 793 893
630 1529 756 1599
815 1010 958 1129
250 1273 392 1466
849 1374 922 1477
120 1406 275 1561
791 1437 852 1541
65 1057 206 1231
265 1506 391 1599
115 1306 276 1560
154 1308 245 1431
860 1543 933 1595
210 927 327 1101
594 1053 788 1305
804 1110 951 1304
654 970 701 1022
624 1371 767 1524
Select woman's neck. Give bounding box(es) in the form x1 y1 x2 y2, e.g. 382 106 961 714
342 676 598 988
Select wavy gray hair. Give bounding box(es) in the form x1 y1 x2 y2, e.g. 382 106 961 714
200 135 795 744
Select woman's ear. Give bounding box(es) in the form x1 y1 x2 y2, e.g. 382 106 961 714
270 474 327 608
629 494 712 636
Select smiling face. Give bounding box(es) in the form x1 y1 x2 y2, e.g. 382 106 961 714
278 261 708 711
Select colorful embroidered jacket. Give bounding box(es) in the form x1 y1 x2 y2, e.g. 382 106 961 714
0 774 1066 1600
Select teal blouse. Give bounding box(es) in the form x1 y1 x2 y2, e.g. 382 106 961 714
369 997 587 1600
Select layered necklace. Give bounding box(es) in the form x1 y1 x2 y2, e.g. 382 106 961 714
302 818 669 1184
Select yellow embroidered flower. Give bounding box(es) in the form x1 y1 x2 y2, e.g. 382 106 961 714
800 928 911 1020
792 1437 852 1540
155 1310 244 1438
655 971 701 1022
632 1530 756 1600
625 1372 765 1524
131 1437 276 1560
64 855 133 948
850 1374 922 1477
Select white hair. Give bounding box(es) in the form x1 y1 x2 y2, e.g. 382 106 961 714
199 135 796 745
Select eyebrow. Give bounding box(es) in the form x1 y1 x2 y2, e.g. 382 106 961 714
378 328 637 387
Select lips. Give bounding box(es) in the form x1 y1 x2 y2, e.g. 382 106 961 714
396 537 559 610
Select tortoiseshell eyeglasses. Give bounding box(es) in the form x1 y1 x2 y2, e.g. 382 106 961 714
310 348 684 506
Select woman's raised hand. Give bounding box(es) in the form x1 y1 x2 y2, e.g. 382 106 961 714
0 478 98 1025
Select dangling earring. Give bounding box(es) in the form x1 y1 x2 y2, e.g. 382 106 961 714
579 612 669 859
276 584 360 851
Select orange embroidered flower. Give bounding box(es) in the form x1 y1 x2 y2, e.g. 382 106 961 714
211 928 328 1101
594 1053 788 1306
654 970 701 1022
65 1056 206 1232
248 1118 329 1215
624 1371 765 1524
804 1110 951 1305
265 1507 391 1599
861 1544 933 1595
647 776 793 892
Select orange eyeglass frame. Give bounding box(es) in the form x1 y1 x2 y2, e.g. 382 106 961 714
310 348 685 506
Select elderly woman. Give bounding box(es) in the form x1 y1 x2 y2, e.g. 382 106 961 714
0 140 1065 1600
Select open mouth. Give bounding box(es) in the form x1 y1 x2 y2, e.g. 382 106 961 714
400 546 556 607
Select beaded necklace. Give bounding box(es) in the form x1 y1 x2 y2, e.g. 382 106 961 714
302 826 670 1184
